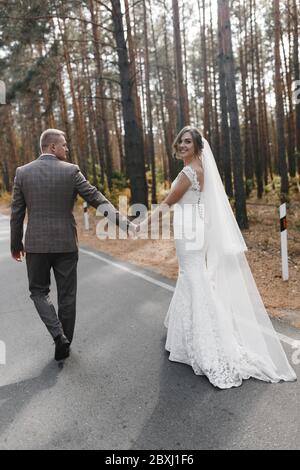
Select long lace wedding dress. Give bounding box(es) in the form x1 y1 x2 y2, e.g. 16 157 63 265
165 144 297 389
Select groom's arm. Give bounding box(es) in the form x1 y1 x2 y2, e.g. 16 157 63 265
10 168 26 255
74 167 134 233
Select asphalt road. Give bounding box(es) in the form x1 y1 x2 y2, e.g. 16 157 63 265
0 214 299 450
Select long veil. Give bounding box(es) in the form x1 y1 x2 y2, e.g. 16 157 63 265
201 137 296 382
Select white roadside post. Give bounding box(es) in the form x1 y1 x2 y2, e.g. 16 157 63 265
0 340 6 365
279 203 288 281
0 80 6 104
83 202 90 231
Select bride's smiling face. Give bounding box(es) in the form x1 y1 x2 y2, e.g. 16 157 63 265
177 132 194 160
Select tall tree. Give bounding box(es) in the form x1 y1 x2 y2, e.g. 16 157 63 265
172 0 190 131
55 14 87 175
110 0 148 207
218 0 233 197
218 0 248 228
143 0 157 204
90 1 114 189
209 0 221 168
284 0 296 178
249 0 263 197
198 0 211 141
293 0 300 170
1 0 299 208
239 0 254 195
274 0 289 196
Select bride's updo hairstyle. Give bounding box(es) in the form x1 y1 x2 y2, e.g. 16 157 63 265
173 126 204 159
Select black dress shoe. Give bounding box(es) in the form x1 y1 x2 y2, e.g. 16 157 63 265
54 334 70 361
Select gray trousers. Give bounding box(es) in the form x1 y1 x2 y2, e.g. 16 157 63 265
26 252 79 343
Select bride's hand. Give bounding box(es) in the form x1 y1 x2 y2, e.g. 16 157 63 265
128 223 142 239
138 219 149 235
132 221 148 238
131 223 140 238
128 222 138 239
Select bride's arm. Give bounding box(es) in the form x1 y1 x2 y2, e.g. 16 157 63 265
136 173 192 233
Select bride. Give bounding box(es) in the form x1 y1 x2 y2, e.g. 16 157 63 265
135 126 296 389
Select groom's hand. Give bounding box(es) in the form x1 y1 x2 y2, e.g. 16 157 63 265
12 250 25 262
128 223 139 239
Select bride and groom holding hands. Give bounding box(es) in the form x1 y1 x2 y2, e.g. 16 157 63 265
10 127 296 389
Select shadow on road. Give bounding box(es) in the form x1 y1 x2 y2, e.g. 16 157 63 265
0 361 62 441
130 336 270 450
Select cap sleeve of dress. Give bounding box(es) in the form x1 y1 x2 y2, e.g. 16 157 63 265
181 166 200 191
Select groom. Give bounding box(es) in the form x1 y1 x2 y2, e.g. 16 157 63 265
10 129 136 361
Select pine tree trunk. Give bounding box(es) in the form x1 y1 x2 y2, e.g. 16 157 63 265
209 0 221 170
57 66 74 163
111 0 148 207
38 42 56 129
124 0 144 131
218 0 233 197
75 58 89 174
198 0 211 141
239 0 254 195
143 0 157 204
262 78 273 183
84 54 101 188
109 81 125 174
254 2 270 187
274 0 289 197
56 15 87 175
172 0 190 131
218 0 248 228
88 0 114 190
293 0 300 171
150 0 178 181
281 4 296 178
285 0 296 177
249 0 263 198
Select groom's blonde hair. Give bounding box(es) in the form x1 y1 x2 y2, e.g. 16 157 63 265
40 129 65 152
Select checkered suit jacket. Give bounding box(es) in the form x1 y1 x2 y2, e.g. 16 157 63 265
10 154 131 253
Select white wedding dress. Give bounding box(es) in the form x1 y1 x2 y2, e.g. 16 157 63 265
165 160 297 389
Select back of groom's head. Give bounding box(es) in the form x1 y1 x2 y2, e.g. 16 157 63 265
40 129 68 160
40 129 65 153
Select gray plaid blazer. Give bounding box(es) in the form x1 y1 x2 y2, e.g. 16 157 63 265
10 154 131 253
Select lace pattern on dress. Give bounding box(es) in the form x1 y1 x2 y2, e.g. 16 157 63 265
181 166 201 192
165 266 286 389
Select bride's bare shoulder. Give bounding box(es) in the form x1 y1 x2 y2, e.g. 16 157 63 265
190 161 203 175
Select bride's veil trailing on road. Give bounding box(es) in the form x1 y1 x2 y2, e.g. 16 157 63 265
201 137 296 381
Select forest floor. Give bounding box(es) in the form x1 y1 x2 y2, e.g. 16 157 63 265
2 189 300 328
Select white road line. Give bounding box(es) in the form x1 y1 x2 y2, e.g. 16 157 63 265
0 223 10 241
277 333 300 348
79 247 175 292
0 216 10 242
79 247 299 348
